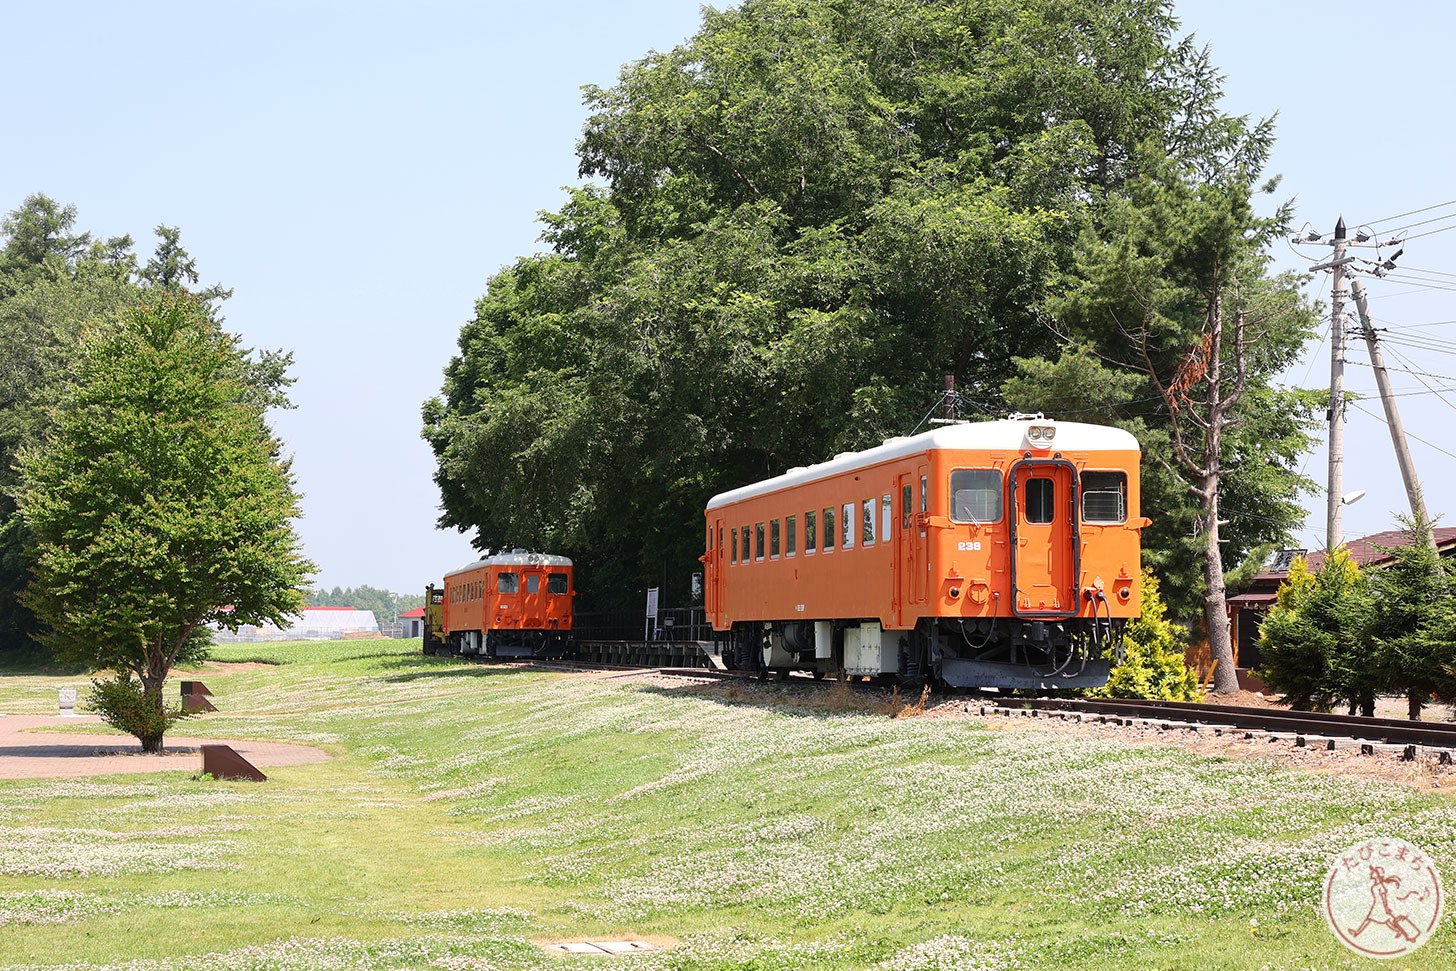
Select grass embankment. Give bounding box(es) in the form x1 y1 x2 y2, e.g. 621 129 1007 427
1 640 1453 970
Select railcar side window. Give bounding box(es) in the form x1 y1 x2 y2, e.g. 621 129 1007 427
731 528 738 564
770 519 781 558
920 475 928 514
498 572 519 594
805 510 817 552
882 494 892 540
823 506 835 550
755 522 765 560
1081 471 1128 523
842 503 854 549
901 484 912 527
862 499 874 545
526 575 540 594
548 573 569 594
786 515 797 556
1025 479 1055 524
950 469 1003 523
741 526 750 562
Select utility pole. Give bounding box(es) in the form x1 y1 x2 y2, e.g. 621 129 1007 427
1349 278 1437 549
1326 217 1349 550
943 374 956 421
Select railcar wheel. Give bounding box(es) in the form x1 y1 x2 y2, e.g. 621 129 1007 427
773 668 789 683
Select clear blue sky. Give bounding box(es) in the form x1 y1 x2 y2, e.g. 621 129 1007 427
3 2 1453 593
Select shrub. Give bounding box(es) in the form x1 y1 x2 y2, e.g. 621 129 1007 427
1095 571 1201 701
1256 549 1372 712
85 674 193 752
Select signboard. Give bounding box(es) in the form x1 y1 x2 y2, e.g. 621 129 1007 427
645 587 660 640
58 687 77 716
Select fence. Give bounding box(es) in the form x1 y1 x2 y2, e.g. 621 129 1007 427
575 607 715 643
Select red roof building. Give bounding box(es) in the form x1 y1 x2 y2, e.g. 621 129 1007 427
1228 528 1456 673
400 606 426 639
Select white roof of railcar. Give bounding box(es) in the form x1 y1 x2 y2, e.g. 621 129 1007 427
444 551 573 578
706 419 1139 510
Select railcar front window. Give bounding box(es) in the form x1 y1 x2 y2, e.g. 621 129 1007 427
1025 479 1055 524
548 573 568 594
526 575 540 594
1081 471 1128 523
498 572 519 594
950 469 1003 523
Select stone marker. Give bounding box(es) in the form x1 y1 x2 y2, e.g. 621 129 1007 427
58 687 79 717
201 744 266 782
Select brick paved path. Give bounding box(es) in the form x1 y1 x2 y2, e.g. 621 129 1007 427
0 715 330 779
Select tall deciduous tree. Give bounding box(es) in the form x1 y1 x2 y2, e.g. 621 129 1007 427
15 293 313 750
426 0 1303 610
1018 139 1316 692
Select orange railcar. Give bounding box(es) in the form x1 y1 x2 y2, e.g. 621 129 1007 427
703 417 1145 689
424 551 575 658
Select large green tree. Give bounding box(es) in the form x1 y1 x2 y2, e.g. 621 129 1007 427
424 0 1313 610
0 195 138 654
0 195 279 658
14 293 313 750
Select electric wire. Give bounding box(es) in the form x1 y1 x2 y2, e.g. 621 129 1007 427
1362 199 1456 228
1350 401 1456 463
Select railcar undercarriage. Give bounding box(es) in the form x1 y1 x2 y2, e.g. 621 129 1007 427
723 615 1124 690
431 629 572 660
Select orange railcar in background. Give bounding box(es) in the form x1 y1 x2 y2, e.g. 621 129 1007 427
703 417 1145 689
423 551 574 658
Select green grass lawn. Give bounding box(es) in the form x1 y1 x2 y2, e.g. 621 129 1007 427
1 639 1453 969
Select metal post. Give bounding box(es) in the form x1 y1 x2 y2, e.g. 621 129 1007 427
1350 278 1436 548
1327 217 1348 550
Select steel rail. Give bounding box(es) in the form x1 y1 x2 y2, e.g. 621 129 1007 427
1004 697 1456 749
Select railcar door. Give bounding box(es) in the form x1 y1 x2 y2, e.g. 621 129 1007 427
896 471 926 625
704 519 721 622
1010 461 1079 617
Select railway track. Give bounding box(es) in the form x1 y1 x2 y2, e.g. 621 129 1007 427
446 652 1456 760
983 697 1456 760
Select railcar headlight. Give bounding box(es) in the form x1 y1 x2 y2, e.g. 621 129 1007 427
1028 426 1043 442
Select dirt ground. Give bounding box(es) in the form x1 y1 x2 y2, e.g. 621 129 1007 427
0 714 330 780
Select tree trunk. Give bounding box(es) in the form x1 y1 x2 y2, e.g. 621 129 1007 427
1201 297 1239 696
140 672 166 754
1409 688 1426 721
1203 498 1239 694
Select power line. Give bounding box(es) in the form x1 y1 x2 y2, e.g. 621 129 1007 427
1377 210 1456 238
1382 344 1456 417
1364 199 1456 228
1351 401 1456 463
